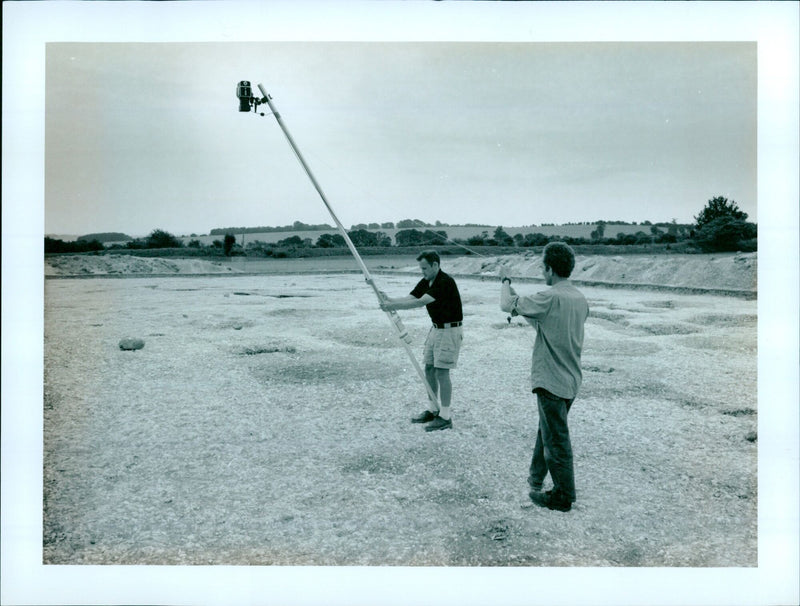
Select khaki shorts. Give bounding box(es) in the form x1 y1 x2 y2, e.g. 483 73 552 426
423 325 463 369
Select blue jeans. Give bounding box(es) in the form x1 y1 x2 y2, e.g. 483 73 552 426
528 388 576 502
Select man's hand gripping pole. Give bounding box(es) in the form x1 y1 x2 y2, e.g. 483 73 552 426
254 84 440 406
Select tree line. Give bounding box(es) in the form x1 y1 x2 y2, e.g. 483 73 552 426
208 217 676 236
45 196 756 255
208 218 442 236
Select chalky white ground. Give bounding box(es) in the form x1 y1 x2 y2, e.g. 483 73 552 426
43 254 757 565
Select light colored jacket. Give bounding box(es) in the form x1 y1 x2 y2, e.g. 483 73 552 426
501 280 589 400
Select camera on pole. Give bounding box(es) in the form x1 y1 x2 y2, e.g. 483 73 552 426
236 80 266 114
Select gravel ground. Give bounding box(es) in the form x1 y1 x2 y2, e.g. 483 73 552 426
43 268 757 567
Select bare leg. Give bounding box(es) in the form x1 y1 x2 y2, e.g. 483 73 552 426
425 364 439 413
435 368 451 419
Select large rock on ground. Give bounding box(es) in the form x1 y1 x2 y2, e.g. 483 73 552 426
119 337 145 351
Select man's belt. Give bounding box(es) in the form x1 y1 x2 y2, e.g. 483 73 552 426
433 321 462 329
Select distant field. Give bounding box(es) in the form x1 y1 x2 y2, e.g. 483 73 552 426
178 224 674 247
47 223 685 248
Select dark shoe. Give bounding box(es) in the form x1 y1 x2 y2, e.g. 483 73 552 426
424 417 452 432
411 410 439 424
528 489 572 512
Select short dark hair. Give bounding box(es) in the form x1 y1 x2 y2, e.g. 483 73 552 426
416 250 440 266
543 242 576 277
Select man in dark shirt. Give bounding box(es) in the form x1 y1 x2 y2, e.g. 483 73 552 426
380 250 463 431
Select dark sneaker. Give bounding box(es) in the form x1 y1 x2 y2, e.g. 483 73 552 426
424 417 452 432
528 489 572 512
411 410 439 424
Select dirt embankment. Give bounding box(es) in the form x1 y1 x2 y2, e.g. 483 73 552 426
438 252 757 296
45 255 236 276
44 251 757 295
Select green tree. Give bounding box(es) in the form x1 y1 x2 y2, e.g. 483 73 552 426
694 196 748 229
375 232 393 247
395 229 426 247
348 229 379 247
223 233 236 256
146 229 183 249
493 226 514 246
523 233 550 247
422 229 448 246
397 219 427 228
692 196 755 252
44 237 104 253
590 221 606 241
466 231 490 246
316 233 346 248
277 235 306 248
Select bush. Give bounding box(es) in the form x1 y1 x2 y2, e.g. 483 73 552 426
316 233 346 248
347 229 392 247
493 227 514 247
395 229 426 247
45 237 104 254
223 234 236 256
522 233 550 247
276 235 307 248
737 238 758 252
146 229 183 249
694 216 757 252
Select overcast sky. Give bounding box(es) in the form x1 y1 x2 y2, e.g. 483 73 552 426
44 40 756 237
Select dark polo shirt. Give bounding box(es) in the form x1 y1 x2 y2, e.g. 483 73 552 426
410 269 463 325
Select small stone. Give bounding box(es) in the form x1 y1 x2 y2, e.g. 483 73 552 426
119 337 145 351
744 431 757 443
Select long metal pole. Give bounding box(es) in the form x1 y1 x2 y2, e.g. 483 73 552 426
256 84 439 406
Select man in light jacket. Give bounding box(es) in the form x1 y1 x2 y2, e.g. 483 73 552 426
500 242 589 512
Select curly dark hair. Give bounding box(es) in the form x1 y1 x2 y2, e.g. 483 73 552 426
416 250 441 266
543 242 576 278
